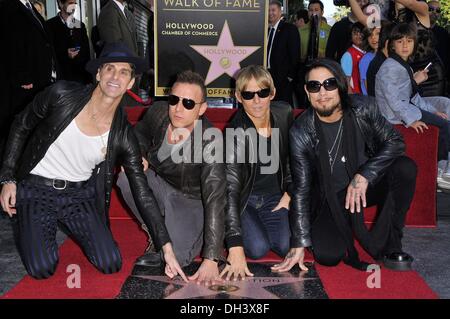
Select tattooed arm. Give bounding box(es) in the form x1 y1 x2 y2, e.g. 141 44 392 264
345 174 369 213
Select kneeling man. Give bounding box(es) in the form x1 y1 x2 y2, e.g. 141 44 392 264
117 71 226 285
272 59 417 273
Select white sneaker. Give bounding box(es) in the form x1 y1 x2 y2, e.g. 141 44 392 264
438 178 450 190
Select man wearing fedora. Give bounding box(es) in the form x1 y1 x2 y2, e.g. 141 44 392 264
0 42 188 281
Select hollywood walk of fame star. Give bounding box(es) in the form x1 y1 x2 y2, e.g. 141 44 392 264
190 20 261 85
132 275 316 299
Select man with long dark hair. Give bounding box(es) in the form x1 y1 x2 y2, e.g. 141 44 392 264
272 58 417 272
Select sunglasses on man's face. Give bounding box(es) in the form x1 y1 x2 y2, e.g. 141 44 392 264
305 77 338 93
429 6 441 13
240 88 271 100
168 94 203 110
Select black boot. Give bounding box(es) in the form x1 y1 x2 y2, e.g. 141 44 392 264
382 252 414 271
135 224 161 267
135 251 163 267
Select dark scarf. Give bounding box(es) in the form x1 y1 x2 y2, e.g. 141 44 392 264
390 52 420 98
314 109 393 266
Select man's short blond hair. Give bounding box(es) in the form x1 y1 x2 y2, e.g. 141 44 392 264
235 65 275 95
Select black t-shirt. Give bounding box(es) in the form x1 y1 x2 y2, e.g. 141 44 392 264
320 118 368 192
321 119 349 192
252 135 281 196
367 51 386 97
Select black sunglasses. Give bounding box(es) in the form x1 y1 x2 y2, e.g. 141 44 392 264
240 88 271 100
168 94 203 110
429 7 441 13
305 77 338 93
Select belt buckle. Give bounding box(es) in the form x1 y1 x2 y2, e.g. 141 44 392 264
52 179 67 190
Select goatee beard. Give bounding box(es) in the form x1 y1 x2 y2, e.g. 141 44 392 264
315 103 340 117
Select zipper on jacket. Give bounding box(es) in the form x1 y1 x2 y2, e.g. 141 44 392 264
240 131 256 216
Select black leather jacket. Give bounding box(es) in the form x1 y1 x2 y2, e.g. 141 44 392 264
289 95 405 248
225 102 293 248
133 101 226 261
0 81 171 251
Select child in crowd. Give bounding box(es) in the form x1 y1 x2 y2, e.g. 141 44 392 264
359 25 381 95
375 23 450 189
341 22 366 94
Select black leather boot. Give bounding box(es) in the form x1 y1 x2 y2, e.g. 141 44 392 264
135 224 161 267
382 252 414 271
135 251 163 267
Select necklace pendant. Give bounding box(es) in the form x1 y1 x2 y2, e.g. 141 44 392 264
341 155 346 163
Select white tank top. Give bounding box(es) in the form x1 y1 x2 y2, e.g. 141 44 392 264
31 119 110 181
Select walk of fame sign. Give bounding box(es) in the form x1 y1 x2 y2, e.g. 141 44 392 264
117 262 328 299
154 0 268 97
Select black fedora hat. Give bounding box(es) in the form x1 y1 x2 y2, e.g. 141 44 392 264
86 42 148 75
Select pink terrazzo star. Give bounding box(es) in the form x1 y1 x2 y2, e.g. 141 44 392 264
190 21 260 85
133 274 315 299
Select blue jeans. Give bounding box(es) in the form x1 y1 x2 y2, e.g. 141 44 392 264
241 193 290 259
